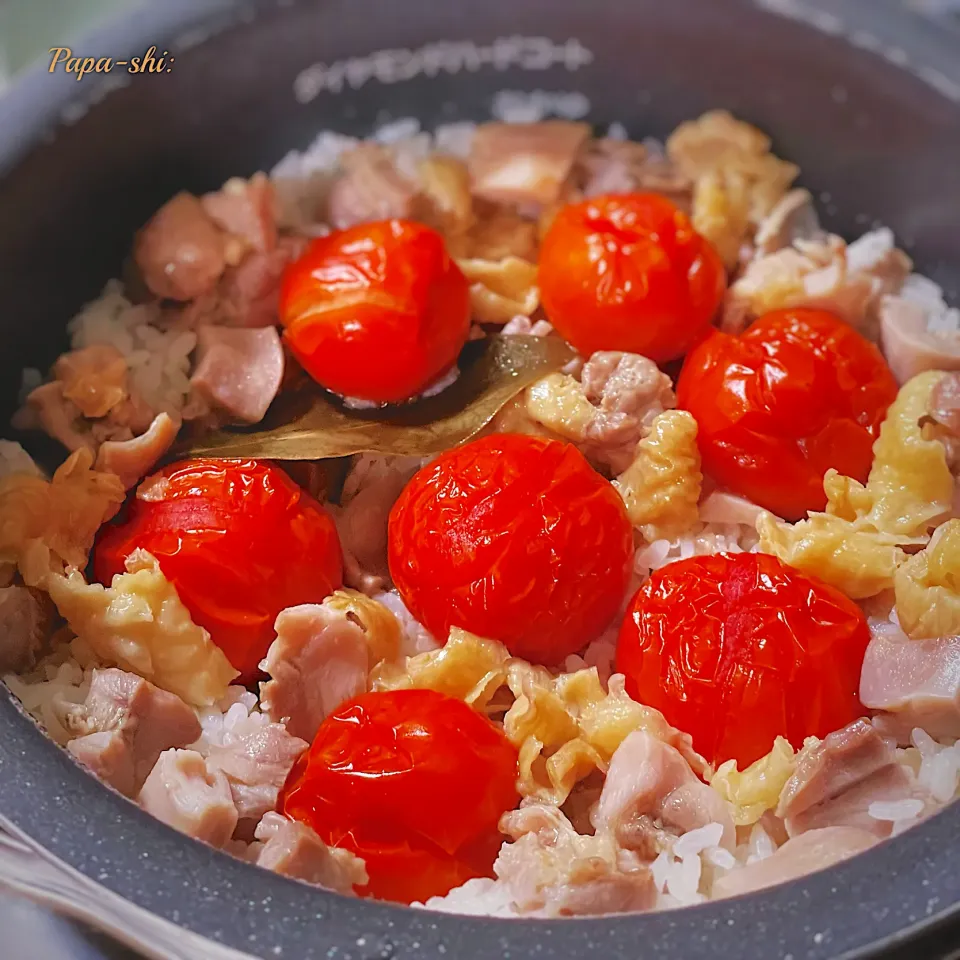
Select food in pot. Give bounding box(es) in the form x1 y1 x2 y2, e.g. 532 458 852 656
2 109 959 917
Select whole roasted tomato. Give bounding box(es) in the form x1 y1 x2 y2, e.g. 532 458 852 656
538 192 726 363
677 307 897 521
279 219 471 403
93 459 342 681
280 688 519 903
388 433 634 664
616 552 871 769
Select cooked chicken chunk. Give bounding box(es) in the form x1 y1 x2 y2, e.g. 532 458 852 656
254 812 368 893
138 748 238 846
712 827 878 898
65 668 201 796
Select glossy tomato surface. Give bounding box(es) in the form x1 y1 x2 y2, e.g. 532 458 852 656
538 192 726 363
279 219 471 403
677 307 897 521
616 552 871 769
93 459 342 681
388 434 634 664
280 688 519 903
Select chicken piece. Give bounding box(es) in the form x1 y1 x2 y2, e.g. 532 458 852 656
592 730 735 853
202 173 277 254
94 413 180 490
189 326 284 424
776 719 926 837
20 382 93 454
725 230 911 336
0 447 124 587
0 584 50 672
463 200 538 262
138 749 238 847
201 715 307 822
416 155 474 243
860 618 960 741
328 143 417 229
931 371 960 438
879 275 960 384
777 720 893 821
254 812 368 893
496 803 656 917
335 455 422 592
469 122 591 209
64 668 201 796
52 344 129 419
47 550 238 707
712 826 878 898
260 597 384 741
752 188 822 259
134 192 226 301
578 138 691 206
211 236 305 329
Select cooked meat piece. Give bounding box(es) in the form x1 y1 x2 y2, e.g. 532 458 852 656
65 667 201 796
752 188 822 259
698 489 772 526
775 718 928 837
190 326 284 424
328 143 417 229
138 749 238 846
202 173 278 254
216 236 306 328
133 192 226 301
0 584 50 672
931 371 960 438
784 763 922 838
260 604 370 741
469 122 591 209
22 382 93 453
777 719 893 821
94 413 180 490
578 139 691 206
254 812 368 893
580 351 676 473
335 456 422 591
712 827 878 898
203 715 307 822
496 803 656 917
592 730 735 853
860 619 960 741
879 275 960 383
52 345 129 419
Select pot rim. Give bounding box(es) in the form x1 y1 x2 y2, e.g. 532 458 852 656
2 1 960 958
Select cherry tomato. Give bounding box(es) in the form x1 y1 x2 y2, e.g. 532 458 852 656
676 308 897 521
538 192 726 363
93 459 342 681
280 688 519 903
388 433 634 664
279 219 471 403
616 552 871 769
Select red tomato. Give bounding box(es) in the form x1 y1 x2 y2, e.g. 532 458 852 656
538 192 726 363
280 688 519 903
677 308 897 521
616 552 871 769
388 434 634 664
93 459 342 681
279 219 471 403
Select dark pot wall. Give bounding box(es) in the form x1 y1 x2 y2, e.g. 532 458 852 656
1 2 959 957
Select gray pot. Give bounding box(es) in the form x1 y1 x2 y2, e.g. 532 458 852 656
1 2 959 957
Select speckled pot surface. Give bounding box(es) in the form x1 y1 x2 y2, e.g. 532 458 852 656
1 1 960 958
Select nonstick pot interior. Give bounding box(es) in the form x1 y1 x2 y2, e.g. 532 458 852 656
1 1 960 957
